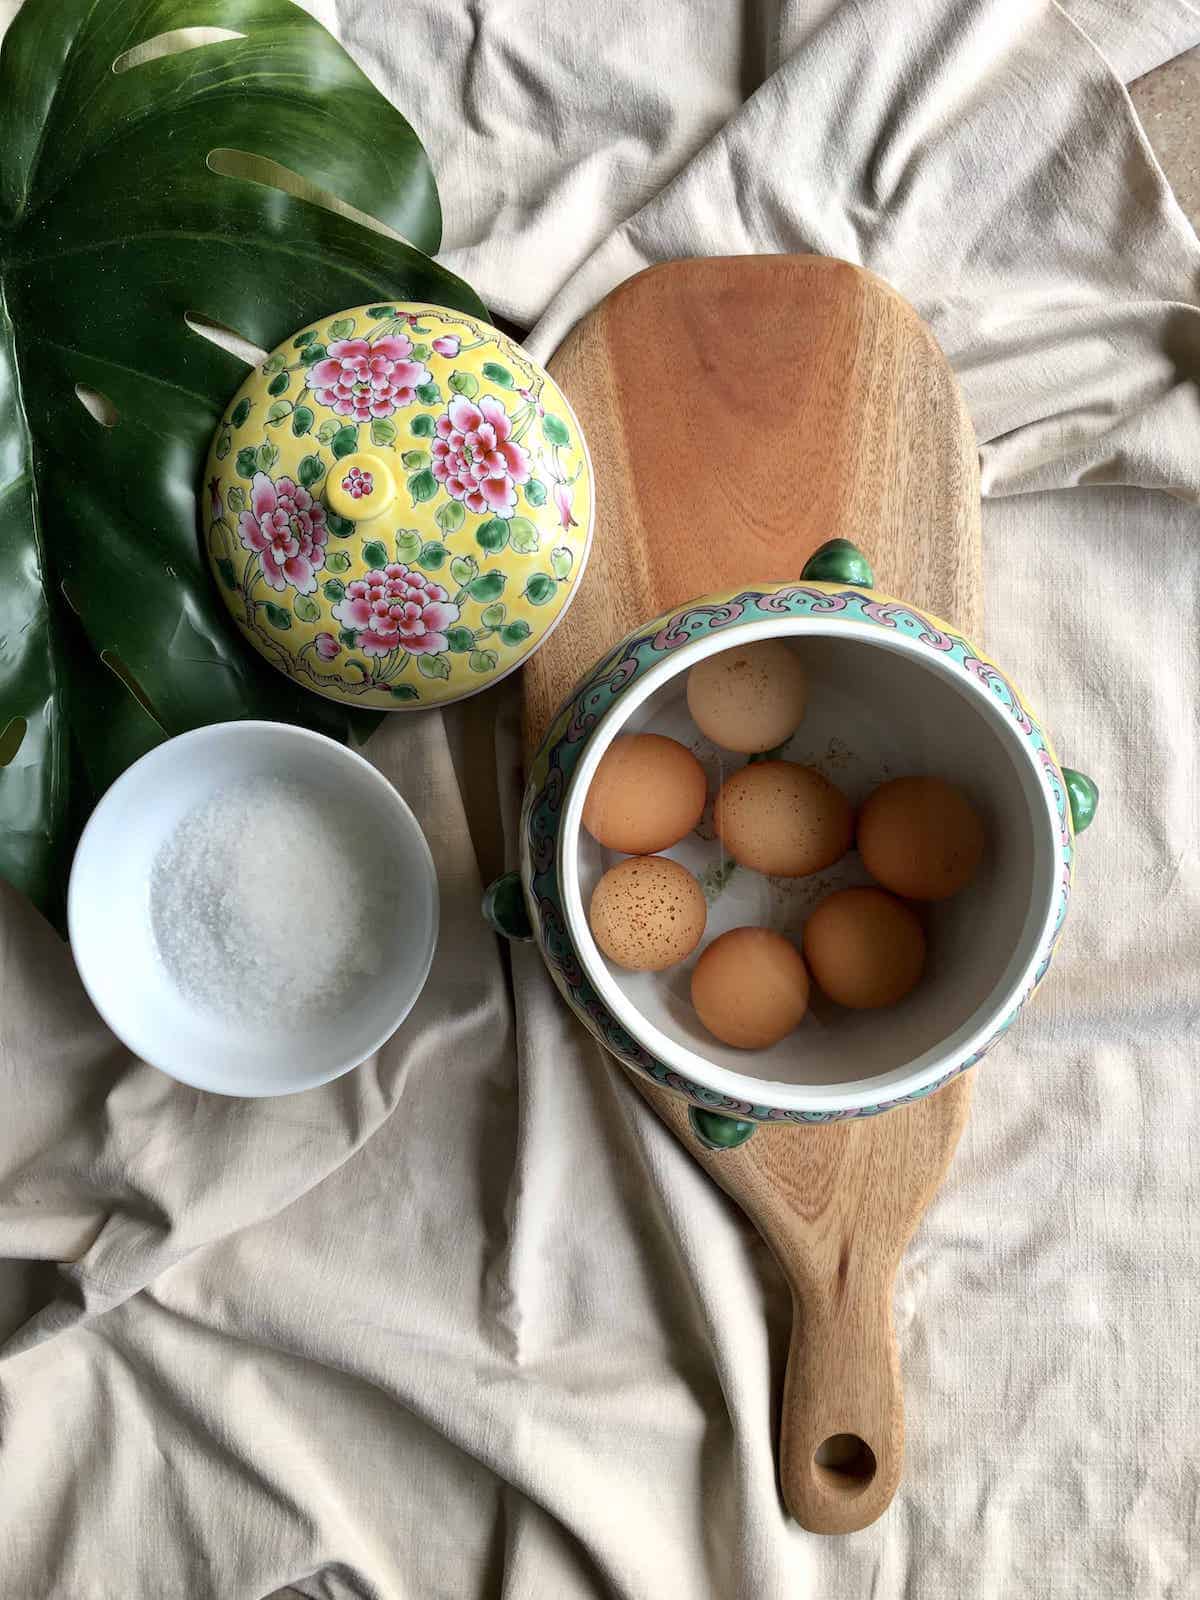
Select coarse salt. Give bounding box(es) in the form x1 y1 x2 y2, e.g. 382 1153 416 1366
150 774 394 1027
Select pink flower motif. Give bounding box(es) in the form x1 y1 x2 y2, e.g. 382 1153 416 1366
342 465 374 500
315 632 342 661
331 562 460 657
431 394 531 520
432 335 460 358
208 475 223 523
237 472 328 594
311 335 430 423
553 480 578 531
518 385 545 418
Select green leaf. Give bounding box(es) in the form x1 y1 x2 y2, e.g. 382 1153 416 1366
266 400 293 424
469 649 499 674
297 455 325 490
524 478 548 508
418 541 447 571
215 557 237 591
235 446 259 480
415 381 442 405
262 351 287 375
476 518 508 554
257 441 280 472
410 342 431 361
338 628 359 649
267 371 290 397
368 305 397 319
226 485 246 513
407 468 437 503
482 362 515 388
401 449 429 469
550 546 574 580
294 595 322 623
326 511 354 538
263 602 292 631
499 619 532 646
329 316 357 339
390 683 419 701
0 0 490 923
524 574 558 605
370 417 397 446
448 370 479 399
230 398 252 429
435 499 466 534
299 343 328 366
293 329 319 348
395 529 423 562
331 426 359 460
508 516 540 555
326 551 352 575
417 652 451 680
410 413 436 438
543 412 571 447
323 578 346 601
291 405 315 438
362 540 390 569
480 602 507 628
450 556 478 586
445 626 476 654
215 430 231 460
317 418 341 444
467 572 507 603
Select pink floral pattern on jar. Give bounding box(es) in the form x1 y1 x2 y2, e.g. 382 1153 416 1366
331 563 460 656
311 335 430 422
237 472 328 594
431 394 531 519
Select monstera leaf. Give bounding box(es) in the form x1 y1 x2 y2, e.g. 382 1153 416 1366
0 0 487 926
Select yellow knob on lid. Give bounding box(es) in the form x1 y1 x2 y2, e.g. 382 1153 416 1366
325 452 395 522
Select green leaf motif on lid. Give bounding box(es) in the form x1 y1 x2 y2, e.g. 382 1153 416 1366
263 602 292 631
418 541 447 571
542 413 570 447
330 426 358 461
230 398 252 429
407 468 437 504
235 446 259 480
395 530 423 563
390 683 419 701
417 652 451 680
435 500 465 533
362 540 389 569
329 316 356 339
476 518 508 554
323 579 346 601
550 546 573 580
267 371 290 397
524 478 547 508
467 572 506 603
448 370 479 399
410 414 436 438
508 517 539 555
524 574 557 605
325 550 352 574
482 362 514 388
297 455 325 490
291 405 314 437
499 620 531 646
469 650 498 674
294 595 321 623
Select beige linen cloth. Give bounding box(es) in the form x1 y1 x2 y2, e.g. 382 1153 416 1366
3 1 1200 1595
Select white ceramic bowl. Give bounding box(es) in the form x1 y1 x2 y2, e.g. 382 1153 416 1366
68 721 438 1097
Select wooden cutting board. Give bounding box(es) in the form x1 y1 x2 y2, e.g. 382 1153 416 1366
523 256 979 1534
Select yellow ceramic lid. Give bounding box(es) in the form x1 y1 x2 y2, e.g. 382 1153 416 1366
203 302 593 709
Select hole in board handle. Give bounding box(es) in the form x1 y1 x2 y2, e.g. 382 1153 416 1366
812 1433 877 1496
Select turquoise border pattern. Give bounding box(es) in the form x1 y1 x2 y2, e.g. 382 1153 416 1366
522 583 1074 1122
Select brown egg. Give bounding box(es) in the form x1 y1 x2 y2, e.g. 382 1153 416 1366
714 761 853 877
857 776 985 901
687 641 808 754
691 927 810 1049
588 856 706 971
582 733 708 854
802 887 925 1009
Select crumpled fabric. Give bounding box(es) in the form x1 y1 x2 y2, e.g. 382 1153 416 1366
2 1 1199 1596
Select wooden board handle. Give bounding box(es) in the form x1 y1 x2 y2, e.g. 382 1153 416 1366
778 1258 903 1533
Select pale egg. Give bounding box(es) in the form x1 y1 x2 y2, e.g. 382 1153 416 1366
686 641 808 754
714 760 853 877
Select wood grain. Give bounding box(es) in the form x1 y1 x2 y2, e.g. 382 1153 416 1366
525 255 980 1534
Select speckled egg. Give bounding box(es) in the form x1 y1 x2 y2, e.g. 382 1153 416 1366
686 640 808 753
203 303 593 710
714 760 853 877
588 856 707 972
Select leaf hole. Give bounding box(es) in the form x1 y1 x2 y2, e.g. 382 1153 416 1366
205 148 415 247
184 313 267 368
75 385 118 428
0 717 27 769
99 651 166 733
112 28 244 74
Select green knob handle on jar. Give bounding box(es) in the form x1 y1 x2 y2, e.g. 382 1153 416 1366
482 871 533 941
800 538 875 587
1062 768 1099 835
688 1106 757 1150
